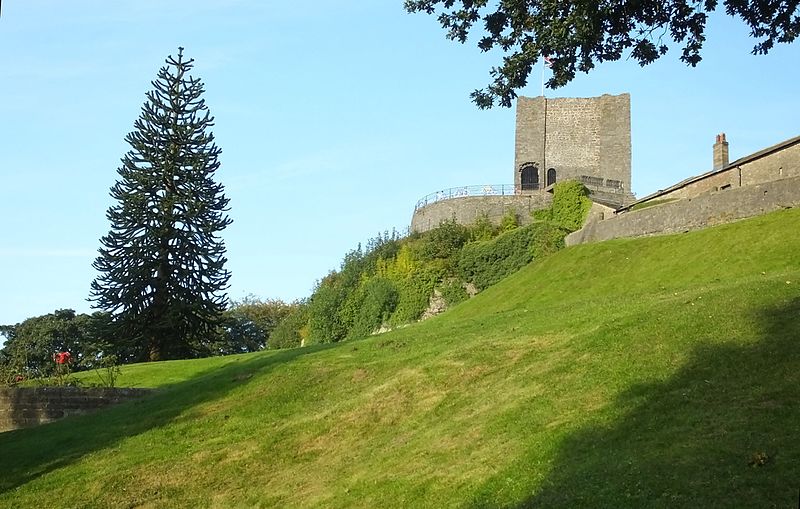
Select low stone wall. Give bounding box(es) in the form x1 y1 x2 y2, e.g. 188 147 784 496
0 387 153 433
411 194 552 233
566 176 800 246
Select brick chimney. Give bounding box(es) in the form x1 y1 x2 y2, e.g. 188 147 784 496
713 133 729 170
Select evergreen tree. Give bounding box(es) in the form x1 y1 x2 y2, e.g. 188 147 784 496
90 48 231 362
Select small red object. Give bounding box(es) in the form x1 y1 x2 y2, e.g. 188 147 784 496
53 352 72 365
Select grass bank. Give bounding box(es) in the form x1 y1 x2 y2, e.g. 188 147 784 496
2 208 799 507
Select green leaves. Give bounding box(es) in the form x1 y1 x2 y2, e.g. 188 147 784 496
406 0 799 107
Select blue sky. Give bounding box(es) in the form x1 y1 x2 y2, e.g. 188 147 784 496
1 1 798 327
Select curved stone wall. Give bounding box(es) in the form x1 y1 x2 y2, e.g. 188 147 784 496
411 194 552 233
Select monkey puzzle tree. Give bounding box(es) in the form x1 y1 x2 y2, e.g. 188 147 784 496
90 48 231 362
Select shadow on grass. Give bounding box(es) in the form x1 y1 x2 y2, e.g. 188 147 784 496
468 297 800 508
0 344 333 494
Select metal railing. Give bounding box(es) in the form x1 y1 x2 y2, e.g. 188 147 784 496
413 177 629 211
414 184 520 210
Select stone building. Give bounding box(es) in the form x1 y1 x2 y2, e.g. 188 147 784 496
411 93 635 233
566 133 800 245
622 133 800 207
514 94 635 207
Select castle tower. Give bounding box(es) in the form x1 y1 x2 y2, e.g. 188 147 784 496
514 93 634 207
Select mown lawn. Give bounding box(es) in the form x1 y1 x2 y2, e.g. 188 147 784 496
2 208 799 508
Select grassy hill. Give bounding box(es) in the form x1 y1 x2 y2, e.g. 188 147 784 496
2 208 799 508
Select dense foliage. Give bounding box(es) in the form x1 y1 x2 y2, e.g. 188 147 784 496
0 298 299 384
90 48 231 362
0 310 113 381
268 302 310 349
458 222 567 291
533 180 592 232
405 0 800 107
214 297 300 354
292 187 583 344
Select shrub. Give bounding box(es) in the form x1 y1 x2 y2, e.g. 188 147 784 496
458 222 567 290
440 280 469 307
306 274 351 344
269 303 309 349
531 222 569 258
499 208 519 232
376 244 417 280
347 277 399 339
549 180 592 231
389 268 441 325
93 355 122 388
469 212 496 241
418 220 470 261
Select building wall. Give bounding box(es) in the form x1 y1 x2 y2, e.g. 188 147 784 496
411 194 552 233
657 168 741 201
514 94 632 200
566 175 800 246
636 139 800 204
740 143 800 186
0 387 152 432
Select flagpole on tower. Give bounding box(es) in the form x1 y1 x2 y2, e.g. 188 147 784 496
541 57 545 97
542 56 554 97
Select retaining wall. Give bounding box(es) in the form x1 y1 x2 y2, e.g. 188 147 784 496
0 387 153 432
566 176 800 246
411 194 552 233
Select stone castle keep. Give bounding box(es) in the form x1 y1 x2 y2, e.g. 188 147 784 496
514 94 635 207
411 93 635 232
411 93 800 241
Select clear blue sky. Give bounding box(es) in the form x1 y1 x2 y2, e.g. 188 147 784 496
1 1 798 328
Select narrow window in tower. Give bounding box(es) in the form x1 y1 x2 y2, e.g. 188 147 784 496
547 168 557 187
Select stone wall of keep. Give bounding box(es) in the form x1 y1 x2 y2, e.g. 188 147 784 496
410 194 552 233
0 387 152 433
514 94 631 194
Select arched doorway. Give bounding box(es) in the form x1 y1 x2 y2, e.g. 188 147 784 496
546 168 557 187
520 163 539 190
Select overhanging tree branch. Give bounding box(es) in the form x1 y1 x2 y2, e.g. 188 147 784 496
405 0 799 108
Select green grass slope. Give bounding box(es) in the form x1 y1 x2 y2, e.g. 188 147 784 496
2 209 800 508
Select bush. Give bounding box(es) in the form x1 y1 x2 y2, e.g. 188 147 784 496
440 280 469 307
389 268 441 325
347 277 399 339
549 180 592 231
418 220 470 261
531 222 569 259
469 212 496 241
269 303 309 349
499 208 519 232
458 222 567 290
306 274 351 344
